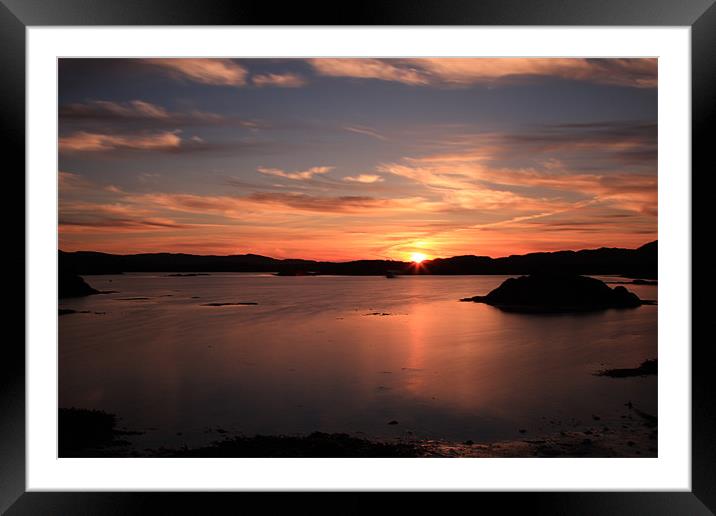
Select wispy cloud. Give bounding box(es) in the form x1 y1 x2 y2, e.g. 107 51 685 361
343 174 384 184
499 121 657 166
143 59 310 89
59 99 228 126
61 218 191 231
378 121 657 216
59 130 182 153
145 58 248 86
107 190 440 219
343 125 388 141
59 182 655 258
61 100 169 119
59 201 194 232
59 171 93 191
398 121 656 173
257 166 334 180
477 168 657 215
245 192 436 214
309 59 429 85
309 58 657 88
58 129 271 155
252 72 307 88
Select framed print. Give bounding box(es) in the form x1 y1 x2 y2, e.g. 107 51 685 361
3 0 712 513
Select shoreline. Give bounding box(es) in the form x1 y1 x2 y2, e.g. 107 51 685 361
59 406 657 459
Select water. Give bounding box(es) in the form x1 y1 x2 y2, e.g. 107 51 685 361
59 274 657 449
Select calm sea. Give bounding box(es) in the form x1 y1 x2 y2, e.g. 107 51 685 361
59 274 657 449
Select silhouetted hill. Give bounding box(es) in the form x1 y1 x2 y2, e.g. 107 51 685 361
59 270 99 298
59 241 657 278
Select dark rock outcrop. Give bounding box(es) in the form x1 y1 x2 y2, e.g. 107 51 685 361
59 270 99 298
596 359 657 377
59 309 90 316
59 408 119 457
460 274 644 313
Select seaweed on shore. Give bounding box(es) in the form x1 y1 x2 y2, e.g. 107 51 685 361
57 408 657 458
152 432 426 458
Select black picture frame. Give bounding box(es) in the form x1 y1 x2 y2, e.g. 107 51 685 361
2 1 712 513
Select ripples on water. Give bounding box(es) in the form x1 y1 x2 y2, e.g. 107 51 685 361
59 274 657 449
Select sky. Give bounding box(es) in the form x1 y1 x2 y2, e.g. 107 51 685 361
58 58 657 261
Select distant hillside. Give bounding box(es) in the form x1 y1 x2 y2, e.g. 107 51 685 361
59 241 657 279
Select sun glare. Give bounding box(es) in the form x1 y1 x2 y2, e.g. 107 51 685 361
410 252 428 263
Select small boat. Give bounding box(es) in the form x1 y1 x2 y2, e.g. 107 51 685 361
385 270 399 278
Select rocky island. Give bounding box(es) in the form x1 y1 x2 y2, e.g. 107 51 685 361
460 274 647 313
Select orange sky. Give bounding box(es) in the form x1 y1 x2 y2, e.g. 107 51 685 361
59 58 657 260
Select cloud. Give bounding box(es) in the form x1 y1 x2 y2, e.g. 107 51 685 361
134 193 246 216
245 192 433 214
143 59 308 88
370 120 656 220
408 58 657 88
59 130 182 153
308 58 657 88
145 58 248 86
400 121 656 175
61 100 169 119
343 125 388 141
122 190 441 217
308 59 429 85
500 121 657 161
58 130 269 155
257 166 334 180
59 201 194 232
343 174 384 184
59 182 655 259
59 100 228 126
476 168 657 214
61 218 191 231
379 133 657 216
252 72 307 87
59 171 93 191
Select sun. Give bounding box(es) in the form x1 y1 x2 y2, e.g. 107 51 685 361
410 252 428 263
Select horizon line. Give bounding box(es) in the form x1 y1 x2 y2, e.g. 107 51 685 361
59 239 657 264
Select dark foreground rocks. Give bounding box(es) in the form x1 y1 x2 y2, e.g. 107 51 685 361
59 270 99 298
59 408 135 457
59 407 425 457
460 274 645 313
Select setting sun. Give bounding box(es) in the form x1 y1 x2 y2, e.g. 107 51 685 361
410 252 428 263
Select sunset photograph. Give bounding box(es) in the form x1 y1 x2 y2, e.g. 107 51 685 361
57 57 658 458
